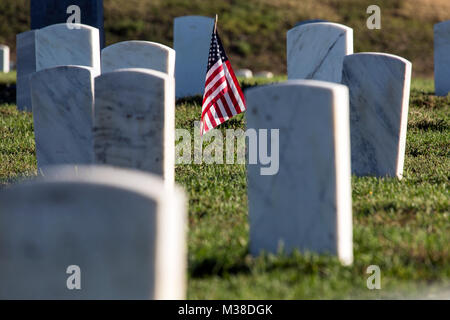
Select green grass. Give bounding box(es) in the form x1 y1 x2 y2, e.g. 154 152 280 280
0 77 449 299
0 71 16 85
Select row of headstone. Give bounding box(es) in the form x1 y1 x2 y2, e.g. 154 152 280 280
17 24 101 111
286 22 411 178
16 15 208 111
247 20 412 261
246 49 411 262
15 0 104 109
27 18 411 268
30 66 175 186
14 11 450 110
0 45 9 73
288 19 448 98
0 165 186 299
17 24 176 111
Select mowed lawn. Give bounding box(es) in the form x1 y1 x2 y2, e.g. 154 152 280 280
0 74 448 299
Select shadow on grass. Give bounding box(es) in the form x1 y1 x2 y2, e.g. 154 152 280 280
0 83 16 104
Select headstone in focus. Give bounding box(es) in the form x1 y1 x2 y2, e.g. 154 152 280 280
342 52 412 179
94 69 175 186
287 22 353 83
30 66 98 170
36 23 101 73
245 80 353 266
101 41 175 76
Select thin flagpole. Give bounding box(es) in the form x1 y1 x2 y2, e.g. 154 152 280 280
214 14 218 33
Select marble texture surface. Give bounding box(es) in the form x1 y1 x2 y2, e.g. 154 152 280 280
101 41 175 76
434 21 450 96
16 31 37 111
36 23 101 73
94 69 175 187
174 16 214 97
0 45 10 73
0 165 186 299
245 80 353 266
30 66 98 170
31 0 105 48
287 22 353 83
342 53 411 179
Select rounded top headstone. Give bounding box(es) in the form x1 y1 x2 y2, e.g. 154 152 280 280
33 165 183 199
343 52 412 68
101 41 175 75
294 19 328 27
288 22 353 35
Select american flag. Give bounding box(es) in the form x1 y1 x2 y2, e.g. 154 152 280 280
201 27 246 135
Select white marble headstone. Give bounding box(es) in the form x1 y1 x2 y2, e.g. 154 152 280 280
94 69 175 186
245 80 353 266
342 53 412 179
30 66 98 170
16 31 37 111
0 165 186 300
101 41 175 76
36 23 101 73
174 16 214 97
235 69 253 79
0 44 10 73
434 20 450 96
287 22 353 83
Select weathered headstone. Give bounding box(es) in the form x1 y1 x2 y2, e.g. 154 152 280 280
342 53 412 179
434 20 450 96
101 41 175 76
94 69 175 186
0 45 10 73
0 165 186 299
287 22 353 83
174 16 214 97
30 66 98 170
16 31 37 111
30 0 105 48
245 80 353 265
36 23 101 73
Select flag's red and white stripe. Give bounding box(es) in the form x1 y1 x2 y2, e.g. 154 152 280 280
201 30 246 135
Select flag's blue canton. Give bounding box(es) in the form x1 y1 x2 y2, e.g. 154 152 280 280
207 32 228 70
